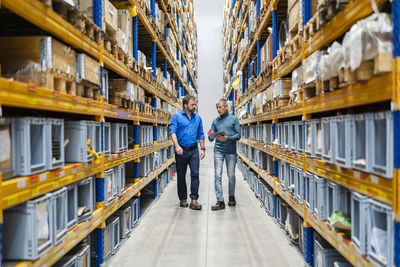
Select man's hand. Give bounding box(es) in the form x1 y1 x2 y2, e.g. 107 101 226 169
216 135 228 141
200 150 205 160
175 145 183 155
207 129 214 135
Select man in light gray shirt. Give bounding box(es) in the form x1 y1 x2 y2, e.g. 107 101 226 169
207 98 241 210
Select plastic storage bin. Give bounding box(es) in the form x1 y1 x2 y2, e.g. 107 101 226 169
284 162 290 191
54 255 77 267
276 123 282 147
0 118 14 179
52 187 68 244
313 175 327 221
3 193 54 260
46 118 65 170
305 120 315 157
278 160 285 186
334 115 354 168
127 197 139 227
104 169 117 205
104 122 111 156
112 123 128 153
74 244 90 267
314 237 343 267
12 117 47 175
322 117 336 163
299 218 305 254
295 121 304 153
315 119 322 158
65 121 94 163
277 198 288 228
289 165 296 194
94 122 102 157
351 192 369 254
103 219 113 261
352 113 372 172
264 186 274 216
116 164 126 196
370 111 393 178
77 176 94 222
326 182 351 222
108 216 121 254
115 206 132 239
305 172 314 212
283 122 290 149
66 183 78 230
295 168 304 203
289 121 297 152
367 199 394 267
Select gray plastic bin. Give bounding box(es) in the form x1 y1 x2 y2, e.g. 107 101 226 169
103 219 113 261
128 197 139 227
112 123 128 153
65 121 94 163
351 192 369 254
313 175 327 221
66 183 78 230
322 117 335 163
326 182 351 223
12 117 47 175
295 121 304 153
352 113 372 172
289 165 296 194
299 218 305 253
46 118 65 170
305 172 314 212
367 199 394 267
264 186 274 216
305 120 315 157
277 198 288 228
334 115 354 168
295 168 304 203
108 216 121 254
74 244 90 267
115 206 132 239
52 187 68 244
94 122 102 157
116 164 126 196
314 237 343 267
276 123 282 147
54 255 77 267
104 122 111 156
104 169 117 205
77 176 94 222
315 119 322 159
278 160 284 187
3 193 54 260
370 111 393 178
290 122 297 152
283 122 290 150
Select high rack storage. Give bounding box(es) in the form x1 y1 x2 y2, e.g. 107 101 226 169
0 0 197 265
225 0 400 266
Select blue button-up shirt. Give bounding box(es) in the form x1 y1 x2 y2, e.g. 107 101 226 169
170 109 205 147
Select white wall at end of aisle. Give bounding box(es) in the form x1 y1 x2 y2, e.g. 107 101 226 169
195 0 224 142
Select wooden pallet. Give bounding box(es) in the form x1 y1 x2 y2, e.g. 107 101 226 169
302 81 318 99
111 45 130 65
317 0 350 28
77 80 100 101
51 70 76 94
304 12 320 41
271 98 290 110
45 0 101 44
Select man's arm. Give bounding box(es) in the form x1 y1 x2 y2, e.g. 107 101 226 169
169 115 183 154
208 121 217 142
226 117 241 141
198 117 206 159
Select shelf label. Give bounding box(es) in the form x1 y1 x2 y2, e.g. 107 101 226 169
353 171 360 179
17 180 27 188
59 170 65 177
40 173 47 181
370 175 379 184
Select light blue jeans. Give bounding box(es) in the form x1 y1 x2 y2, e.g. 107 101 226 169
214 151 237 202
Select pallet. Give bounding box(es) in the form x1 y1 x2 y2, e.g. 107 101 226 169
317 0 349 28
77 80 101 101
50 70 76 94
47 0 101 43
271 98 290 110
304 11 320 41
302 81 318 99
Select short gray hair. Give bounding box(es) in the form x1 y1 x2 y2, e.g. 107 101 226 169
216 98 228 106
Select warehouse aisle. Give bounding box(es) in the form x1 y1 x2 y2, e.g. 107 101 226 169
109 150 304 267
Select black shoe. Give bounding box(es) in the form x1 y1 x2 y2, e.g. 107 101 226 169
228 196 236 206
189 200 202 210
180 200 188 208
211 201 225 211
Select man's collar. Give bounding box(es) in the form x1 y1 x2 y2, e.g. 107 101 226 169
219 112 229 119
180 109 196 117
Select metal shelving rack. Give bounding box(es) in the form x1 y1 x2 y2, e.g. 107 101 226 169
0 0 196 265
224 0 400 266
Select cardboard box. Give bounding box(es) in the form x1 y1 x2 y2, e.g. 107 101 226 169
288 1 299 33
104 0 118 34
76 53 100 85
0 36 75 76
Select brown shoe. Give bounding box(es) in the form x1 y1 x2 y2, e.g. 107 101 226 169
189 200 202 210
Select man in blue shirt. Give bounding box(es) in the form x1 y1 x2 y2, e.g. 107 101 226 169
170 95 205 210
208 98 241 210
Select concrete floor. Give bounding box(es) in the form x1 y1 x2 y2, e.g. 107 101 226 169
109 151 305 267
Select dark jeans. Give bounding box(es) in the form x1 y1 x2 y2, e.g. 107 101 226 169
175 148 200 201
